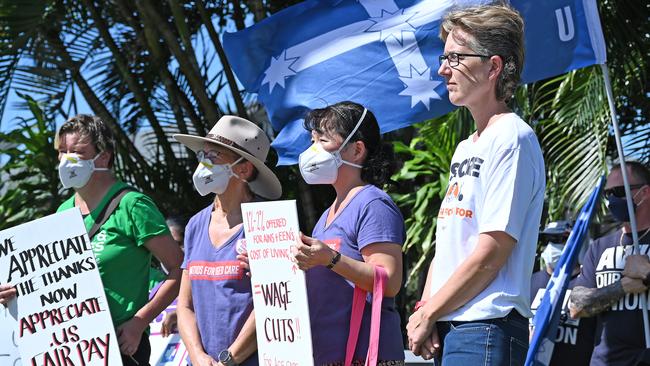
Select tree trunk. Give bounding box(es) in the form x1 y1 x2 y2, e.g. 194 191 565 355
82 0 178 170
245 0 266 22
196 0 248 119
168 0 195 58
231 0 246 30
114 0 202 136
135 0 221 125
46 32 152 190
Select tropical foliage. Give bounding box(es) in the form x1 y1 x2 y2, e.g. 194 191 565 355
0 93 61 230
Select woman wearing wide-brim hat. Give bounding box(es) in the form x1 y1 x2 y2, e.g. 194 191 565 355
174 115 281 366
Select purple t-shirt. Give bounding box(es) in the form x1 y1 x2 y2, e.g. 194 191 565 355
574 229 650 366
307 185 405 365
182 204 257 366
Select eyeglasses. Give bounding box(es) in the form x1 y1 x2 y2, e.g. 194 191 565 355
439 52 490 67
196 150 235 164
604 184 646 198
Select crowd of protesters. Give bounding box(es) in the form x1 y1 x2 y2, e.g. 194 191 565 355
1 3 650 366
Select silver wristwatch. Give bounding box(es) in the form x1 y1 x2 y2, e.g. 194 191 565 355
218 350 238 366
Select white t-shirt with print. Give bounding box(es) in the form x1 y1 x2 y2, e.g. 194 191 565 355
429 113 546 321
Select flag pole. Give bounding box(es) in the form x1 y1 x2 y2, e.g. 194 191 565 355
600 63 650 347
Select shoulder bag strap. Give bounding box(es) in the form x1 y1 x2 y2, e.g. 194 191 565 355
345 266 388 366
87 187 134 240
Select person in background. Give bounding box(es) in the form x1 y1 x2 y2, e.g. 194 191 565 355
529 221 596 366
166 216 187 251
0 114 183 366
291 101 405 366
174 116 282 366
406 4 546 365
159 215 188 338
569 162 650 366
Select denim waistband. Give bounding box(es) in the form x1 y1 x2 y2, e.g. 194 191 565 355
444 309 527 327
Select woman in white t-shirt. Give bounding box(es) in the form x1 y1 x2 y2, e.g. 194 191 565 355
406 4 546 365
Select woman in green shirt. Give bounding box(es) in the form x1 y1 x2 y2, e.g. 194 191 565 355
55 114 183 366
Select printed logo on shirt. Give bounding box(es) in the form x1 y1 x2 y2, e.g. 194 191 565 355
90 229 107 264
594 244 650 311
438 182 474 220
92 229 106 252
450 156 484 179
188 260 244 281
322 238 341 251
531 288 581 345
444 181 464 203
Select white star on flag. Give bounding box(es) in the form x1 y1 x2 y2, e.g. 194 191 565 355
399 66 442 110
262 50 298 93
366 9 417 44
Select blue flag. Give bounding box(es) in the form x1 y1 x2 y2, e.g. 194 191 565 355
526 177 605 366
223 0 606 164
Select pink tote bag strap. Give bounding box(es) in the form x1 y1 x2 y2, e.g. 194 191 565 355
345 266 388 366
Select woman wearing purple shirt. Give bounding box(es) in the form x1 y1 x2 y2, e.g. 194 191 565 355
294 101 406 366
173 116 282 366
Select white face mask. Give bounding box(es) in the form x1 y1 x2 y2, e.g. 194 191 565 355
192 157 243 196
541 242 565 270
298 108 367 185
58 153 109 189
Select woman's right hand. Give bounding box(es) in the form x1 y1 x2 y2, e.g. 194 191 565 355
194 352 220 366
161 310 178 337
0 284 17 306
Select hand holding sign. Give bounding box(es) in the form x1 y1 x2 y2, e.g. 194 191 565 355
291 233 336 271
241 200 314 366
0 284 17 306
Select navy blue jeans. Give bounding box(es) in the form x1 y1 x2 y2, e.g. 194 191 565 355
435 310 528 366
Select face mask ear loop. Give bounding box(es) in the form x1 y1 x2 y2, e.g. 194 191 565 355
635 185 648 207
336 108 367 154
229 157 245 181
341 160 363 169
92 151 110 171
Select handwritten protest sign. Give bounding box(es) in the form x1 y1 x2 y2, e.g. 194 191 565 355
241 200 314 366
0 305 20 366
0 208 122 366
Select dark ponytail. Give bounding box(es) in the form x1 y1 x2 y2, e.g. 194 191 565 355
304 101 397 187
361 141 397 187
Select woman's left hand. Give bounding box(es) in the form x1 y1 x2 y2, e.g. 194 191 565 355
236 251 251 277
291 233 336 271
406 309 437 356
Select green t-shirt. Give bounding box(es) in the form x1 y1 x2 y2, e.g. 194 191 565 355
148 266 167 293
57 181 170 327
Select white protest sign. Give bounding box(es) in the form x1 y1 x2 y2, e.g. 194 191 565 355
241 200 314 366
148 299 188 366
0 305 20 366
0 208 122 366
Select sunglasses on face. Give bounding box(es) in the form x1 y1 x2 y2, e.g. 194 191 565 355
604 184 646 198
542 234 568 243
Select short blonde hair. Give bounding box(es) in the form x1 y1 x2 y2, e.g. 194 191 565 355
440 4 525 101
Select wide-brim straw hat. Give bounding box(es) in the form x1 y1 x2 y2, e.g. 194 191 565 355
174 116 282 199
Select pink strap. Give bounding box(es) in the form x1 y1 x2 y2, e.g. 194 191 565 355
345 266 388 366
